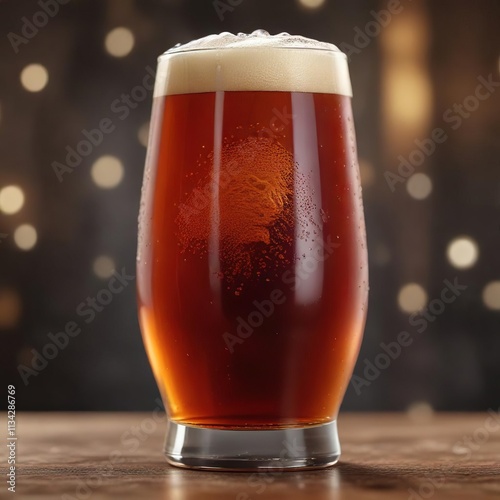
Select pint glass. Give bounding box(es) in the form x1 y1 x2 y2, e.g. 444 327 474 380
137 31 368 470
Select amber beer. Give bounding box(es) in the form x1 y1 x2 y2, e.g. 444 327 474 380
137 31 368 469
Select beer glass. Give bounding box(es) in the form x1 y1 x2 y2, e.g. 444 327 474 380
137 31 368 470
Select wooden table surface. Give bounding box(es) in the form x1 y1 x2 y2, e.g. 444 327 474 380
2 412 499 499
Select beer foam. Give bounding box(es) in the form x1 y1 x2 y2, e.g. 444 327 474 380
154 30 352 97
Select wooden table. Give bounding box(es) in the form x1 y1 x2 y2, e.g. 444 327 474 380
3 412 499 499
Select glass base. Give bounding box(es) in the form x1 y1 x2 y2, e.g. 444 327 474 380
164 420 340 471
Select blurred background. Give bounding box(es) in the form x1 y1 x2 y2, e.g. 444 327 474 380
0 0 499 413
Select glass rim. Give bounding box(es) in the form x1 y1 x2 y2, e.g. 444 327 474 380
158 45 348 60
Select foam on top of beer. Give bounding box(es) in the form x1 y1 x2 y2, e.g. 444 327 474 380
154 30 352 97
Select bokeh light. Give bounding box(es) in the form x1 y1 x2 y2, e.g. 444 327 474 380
20 64 49 92
91 156 124 189
407 173 432 200
398 283 427 313
0 288 22 329
14 224 37 251
482 281 500 310
446 237 479 269
298 0 326 8
0 186 24 215
407 401 434 423
93 255 116 279
138 122 150 148
105 27 135 58
359 158 375 188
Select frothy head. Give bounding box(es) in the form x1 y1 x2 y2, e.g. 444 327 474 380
154 30 352 97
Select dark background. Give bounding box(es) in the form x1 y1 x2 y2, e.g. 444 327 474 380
0 0 499 413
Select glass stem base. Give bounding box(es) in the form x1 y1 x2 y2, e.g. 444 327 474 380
164 420 340 471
